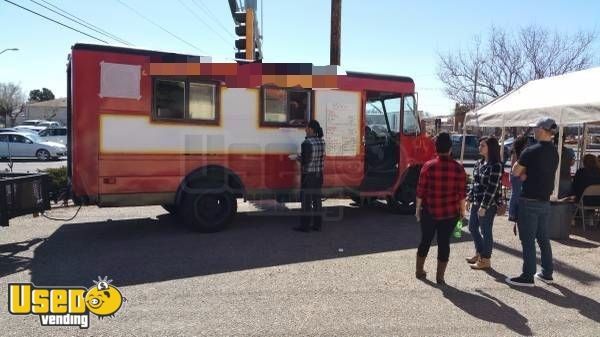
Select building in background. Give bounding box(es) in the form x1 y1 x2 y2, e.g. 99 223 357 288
14 98 67 126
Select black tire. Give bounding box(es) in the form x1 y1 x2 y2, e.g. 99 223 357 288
387 169 419 215
350 196 375 207
181 191 237 233
36 149 51 161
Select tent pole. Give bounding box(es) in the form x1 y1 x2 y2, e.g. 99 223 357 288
581 123 589 166
500 125 506 166
576 125 582 170
460 119 467 163
552 125 564 200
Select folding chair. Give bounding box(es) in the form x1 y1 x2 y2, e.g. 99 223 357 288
573 184 600 231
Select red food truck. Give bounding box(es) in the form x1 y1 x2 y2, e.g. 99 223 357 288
67 43 435 232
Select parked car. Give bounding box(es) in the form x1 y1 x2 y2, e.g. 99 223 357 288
37 121 61 128
13 125 47 133
0 128 17 133
19 119 44 126
0 132 66 160
502 136 536 162
451 134 480 160
38 127 67 144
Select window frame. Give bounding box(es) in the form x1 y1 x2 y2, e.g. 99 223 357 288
401 94 421 136
152 76 220 125
259 85 312 128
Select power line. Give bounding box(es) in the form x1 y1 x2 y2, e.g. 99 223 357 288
3 0 108 44
176 0 233 49
35 0 133 46
191 0 236 39
115 0 206 54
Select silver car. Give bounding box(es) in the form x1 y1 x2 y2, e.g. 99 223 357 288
0 132 66 160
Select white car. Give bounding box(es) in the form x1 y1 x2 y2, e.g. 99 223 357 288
0 132 66 160
14 125 47 133
38 127 67 145
20 119 44 126
37 121 61 128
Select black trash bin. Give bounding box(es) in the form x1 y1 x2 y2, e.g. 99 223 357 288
548 201 574 240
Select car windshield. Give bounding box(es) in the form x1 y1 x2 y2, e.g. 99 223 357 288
22 121 39 125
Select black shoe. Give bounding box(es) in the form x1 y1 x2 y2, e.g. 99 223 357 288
293 226 311 233
534 272 554 284
311 225 321 232
506 276 535 287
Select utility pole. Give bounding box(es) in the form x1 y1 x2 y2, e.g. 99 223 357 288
330 0 341 65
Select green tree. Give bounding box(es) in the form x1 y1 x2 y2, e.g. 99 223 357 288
28 88 55 102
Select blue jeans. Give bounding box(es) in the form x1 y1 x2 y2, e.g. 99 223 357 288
509 174 522 221
517 198 553 280
468 204 497 259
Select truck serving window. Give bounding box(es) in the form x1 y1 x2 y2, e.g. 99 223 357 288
261 86 311 127
153 78 218 124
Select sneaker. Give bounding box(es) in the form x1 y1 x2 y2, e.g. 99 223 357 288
534 272 554 284
506 276 535 287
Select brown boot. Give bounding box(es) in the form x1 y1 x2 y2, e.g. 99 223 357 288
470 257 491 270
465 253 480 264
415 254 427 279
436 260 448 285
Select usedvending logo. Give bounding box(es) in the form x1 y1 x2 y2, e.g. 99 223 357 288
8 276 126 329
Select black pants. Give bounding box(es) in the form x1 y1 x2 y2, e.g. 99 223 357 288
300 172 323 228
417 211 457 262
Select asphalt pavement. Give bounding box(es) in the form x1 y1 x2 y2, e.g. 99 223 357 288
1 158 67 173
1 199 599 336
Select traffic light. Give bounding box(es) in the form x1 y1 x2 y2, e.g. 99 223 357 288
234 9 257 60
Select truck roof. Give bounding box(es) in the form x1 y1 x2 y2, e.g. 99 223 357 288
71 43 413 84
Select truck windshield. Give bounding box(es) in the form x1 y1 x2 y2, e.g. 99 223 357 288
366 96 401 134
366 101 388 136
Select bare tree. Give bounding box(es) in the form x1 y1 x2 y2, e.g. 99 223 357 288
438 25 597 107
0 82 26 127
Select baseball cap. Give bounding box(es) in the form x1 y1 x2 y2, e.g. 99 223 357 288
529 117 557 133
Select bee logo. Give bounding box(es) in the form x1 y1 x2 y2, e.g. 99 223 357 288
85 276 126 318
8 276 126 328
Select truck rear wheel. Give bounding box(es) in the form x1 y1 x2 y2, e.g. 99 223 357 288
180 190 237 233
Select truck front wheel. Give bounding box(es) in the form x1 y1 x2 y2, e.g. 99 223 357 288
180 190 237 233
387 168 419 215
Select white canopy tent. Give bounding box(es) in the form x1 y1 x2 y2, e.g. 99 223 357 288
463 66 600 198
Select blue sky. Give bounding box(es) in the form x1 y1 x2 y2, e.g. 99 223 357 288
1 0 599 115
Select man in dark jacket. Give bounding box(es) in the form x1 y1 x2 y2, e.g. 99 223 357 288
507 117 559 287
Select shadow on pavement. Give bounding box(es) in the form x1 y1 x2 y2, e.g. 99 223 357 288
569 226 600 244
421 279 533 336
555 237 599 249
22 206 470 287
485 269 600 324
0 238 46 278
492 241 600 285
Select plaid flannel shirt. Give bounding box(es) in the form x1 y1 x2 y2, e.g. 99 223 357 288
468 160 503 209
416 155 467 220
301 136 325 174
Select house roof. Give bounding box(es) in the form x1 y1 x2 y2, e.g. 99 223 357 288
28 97 67 108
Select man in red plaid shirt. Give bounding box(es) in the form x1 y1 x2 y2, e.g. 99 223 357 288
415 132 467 285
